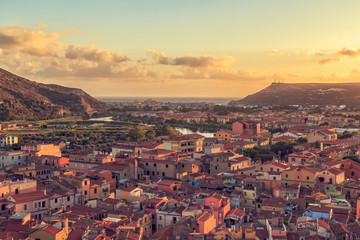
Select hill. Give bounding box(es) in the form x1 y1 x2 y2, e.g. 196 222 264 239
231 82 360 106
0 68 104 120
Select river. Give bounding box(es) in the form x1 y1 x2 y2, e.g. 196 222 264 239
174 127 215 138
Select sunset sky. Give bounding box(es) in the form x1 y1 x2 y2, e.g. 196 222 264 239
1 0 360 98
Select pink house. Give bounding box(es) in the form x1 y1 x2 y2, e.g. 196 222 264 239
201 193 230 226
7 190 49 220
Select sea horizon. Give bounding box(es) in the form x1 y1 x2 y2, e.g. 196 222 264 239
96 96 239 105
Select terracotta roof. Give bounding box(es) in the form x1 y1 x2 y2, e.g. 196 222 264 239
94 162 127 171
136 141 162 149
143 149 175 155
10 191 48 203
42 225 61 235
68 229 85 240
226 208 245 219
197 212 213 222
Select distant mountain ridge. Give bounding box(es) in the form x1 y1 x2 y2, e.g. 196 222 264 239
231 82 360 106
0 68 104 120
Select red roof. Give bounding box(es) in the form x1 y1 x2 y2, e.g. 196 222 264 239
10 191 48 203
42 225 61 235
197 212 213 222
226 208 245 218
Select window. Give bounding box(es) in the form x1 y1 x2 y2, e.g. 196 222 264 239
352 172 355 176
67 196 70 201
297 176 300 179
159 216 162 220
15 189 19 194
166 164 168 168
35 202 37 208
55 199 58 203
42 201 45 207
94 189 97 194
84 190 88 196
162 172 165 177
84 181 87 185
146 163 148 166
306 176 309 180
285 174 288 178
154 163 157 167
24 204 27 211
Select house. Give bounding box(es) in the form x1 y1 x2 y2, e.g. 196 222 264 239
281 166 318 188
288 150 317 166
307 129 337 143
0 134 18 147
163 134 205 154
197 212 216 234
68 153 115 172
7 190 49 220
157 179 182 197
0 151 26 167
273 183 300 200
134 141 163 157
304 204 332 220
142 149 175 160
214 130 241 142
224 208 245 230
156 201 185 231
261 198 287 213
144 197 168 233
317 167 345 185
201 193 230 226
29 221 69 240
140 158 178 180
210 155 252 174
21 143 61 157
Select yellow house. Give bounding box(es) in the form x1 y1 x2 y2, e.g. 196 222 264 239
281 166 318 188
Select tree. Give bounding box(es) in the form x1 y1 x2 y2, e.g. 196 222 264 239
128 125 144 141
145 130 156 140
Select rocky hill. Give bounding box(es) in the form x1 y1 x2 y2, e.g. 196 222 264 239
0 68 104 120
231 82 360 106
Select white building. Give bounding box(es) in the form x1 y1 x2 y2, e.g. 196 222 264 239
0 134 18 147
0 151 26 167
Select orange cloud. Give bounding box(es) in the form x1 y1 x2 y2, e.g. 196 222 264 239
65 45 128 63
319 48 360 64
0 26 64 56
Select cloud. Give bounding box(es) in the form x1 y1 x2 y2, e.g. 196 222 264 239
306 49 324 56
65 45 128 63
338 48 360 57
144 49 266 82
146 49 236 69
319 58 340 65
0 25 155 81
269 49 283 56
319 48 360 64
0 26 64 56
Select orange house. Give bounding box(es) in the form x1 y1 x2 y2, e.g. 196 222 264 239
197 212 216 234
